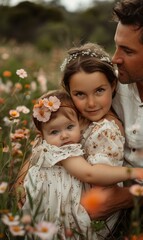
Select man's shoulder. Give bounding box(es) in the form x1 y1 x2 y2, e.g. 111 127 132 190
116 82 131 95
112 82 135 118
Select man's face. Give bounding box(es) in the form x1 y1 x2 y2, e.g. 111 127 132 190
112 22 143 85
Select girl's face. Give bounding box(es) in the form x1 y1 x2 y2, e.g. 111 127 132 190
42 110 81 147
69 71 115 122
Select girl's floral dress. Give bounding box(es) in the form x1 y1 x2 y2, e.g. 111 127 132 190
82 118 125 238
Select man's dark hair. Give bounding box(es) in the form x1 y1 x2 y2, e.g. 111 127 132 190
113 0 143 43
113 0 143 28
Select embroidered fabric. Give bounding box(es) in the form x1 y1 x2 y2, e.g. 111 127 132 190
31 141 84 168
23 142 94 239
82 119 125 166
81 118 125 238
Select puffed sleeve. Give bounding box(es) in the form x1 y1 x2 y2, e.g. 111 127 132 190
82 120 125 166
32 141 84 169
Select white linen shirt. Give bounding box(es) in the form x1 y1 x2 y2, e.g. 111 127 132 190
112 82 143 167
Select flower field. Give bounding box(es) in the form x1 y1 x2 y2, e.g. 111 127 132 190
0 42 143 240
0 42 64 239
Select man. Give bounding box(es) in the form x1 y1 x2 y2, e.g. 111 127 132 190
94 0 143 223
112 0 143 169
93 1 143 237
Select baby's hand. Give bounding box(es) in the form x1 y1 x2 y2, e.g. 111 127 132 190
134 168 143 180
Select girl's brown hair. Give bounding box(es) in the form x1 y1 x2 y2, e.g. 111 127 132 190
61 43 117 94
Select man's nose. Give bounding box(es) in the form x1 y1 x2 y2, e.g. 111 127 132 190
112 49 123 64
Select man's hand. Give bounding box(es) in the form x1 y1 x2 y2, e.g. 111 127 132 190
88 185 133 220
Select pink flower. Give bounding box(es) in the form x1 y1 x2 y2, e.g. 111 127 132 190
2 145 9 153
33 105 51 122
33 96 61 122
34 221 58 240
0 182 8 193
43 96 61 111
10 128 30 140
21 214 32 224
16 106 30 114
9 225 25 236
9 110 20 118
16 69 27 79
2 213 20 226
129 184 143 196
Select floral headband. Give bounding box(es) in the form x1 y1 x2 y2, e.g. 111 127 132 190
60 48 111 72
33 96 61 122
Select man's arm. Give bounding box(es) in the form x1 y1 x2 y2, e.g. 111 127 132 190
89 185 133 220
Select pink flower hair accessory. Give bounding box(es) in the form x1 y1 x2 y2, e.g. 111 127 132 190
33 96 61 122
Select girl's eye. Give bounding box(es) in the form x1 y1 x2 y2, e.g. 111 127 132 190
75 92 85 98
96 88 105 94
67 124 74 130
50 130 59 135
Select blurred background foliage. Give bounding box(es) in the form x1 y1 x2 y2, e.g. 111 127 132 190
0 0 118 88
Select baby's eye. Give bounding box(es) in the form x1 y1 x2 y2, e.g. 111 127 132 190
67 124 74 130
50 130 59 135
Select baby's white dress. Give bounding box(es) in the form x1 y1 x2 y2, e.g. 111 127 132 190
23 119 125 239
82 119 125 238
23 141 95 239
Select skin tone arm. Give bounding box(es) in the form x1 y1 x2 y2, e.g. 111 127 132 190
61 156 143 186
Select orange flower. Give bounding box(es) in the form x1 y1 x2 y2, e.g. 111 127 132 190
0 233 5 238
22 120 28 125
32 99 37 104
14 83 23 91
24 84 30 89
81 187 108 215
3 71 12 77
130 234 143 240
0 98 5 104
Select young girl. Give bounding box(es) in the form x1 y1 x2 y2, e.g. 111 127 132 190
59 42 143 237
23 88 143 239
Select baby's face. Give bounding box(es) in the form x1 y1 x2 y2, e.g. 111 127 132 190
42 111 81 147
